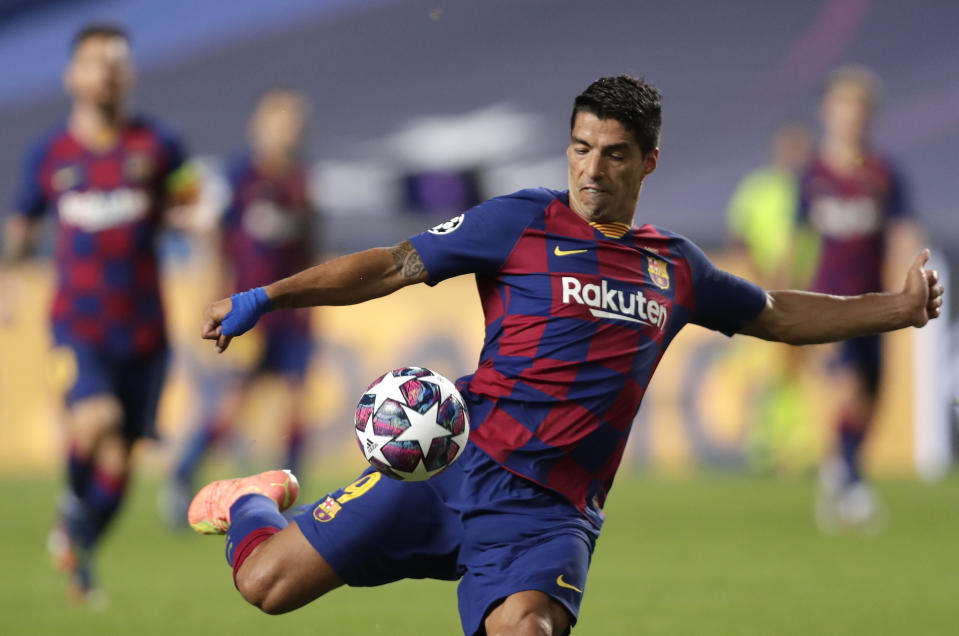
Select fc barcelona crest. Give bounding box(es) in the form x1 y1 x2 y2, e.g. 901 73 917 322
313 495 342 523
647 256 670 290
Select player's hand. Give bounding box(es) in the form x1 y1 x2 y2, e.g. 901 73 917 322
201 296 234 353
201 287 272 353
901 249 944 328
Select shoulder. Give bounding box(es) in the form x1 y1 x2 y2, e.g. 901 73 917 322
635 224 699 254
483 187 562 212
225 151 255 182
865 152 907 183
128 114 188 153
22 121 69 163
635 225 713 273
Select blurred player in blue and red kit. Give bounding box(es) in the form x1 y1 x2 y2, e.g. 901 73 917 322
799 66 922 530
167 90 319 515
1 24 194 601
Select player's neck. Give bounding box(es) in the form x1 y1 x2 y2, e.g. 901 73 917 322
821 138 867 174
69 101 126 151
255 150 297 175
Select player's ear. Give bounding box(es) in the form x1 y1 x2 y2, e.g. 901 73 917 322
642 148 659 176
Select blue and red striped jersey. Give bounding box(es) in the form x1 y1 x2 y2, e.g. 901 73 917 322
12 116 187 355
409 188 766 524
798 154 911 295
221 152 315 335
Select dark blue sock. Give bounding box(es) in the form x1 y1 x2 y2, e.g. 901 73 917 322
225 494 288 566
284 422 306 480
67 448 92 497
838 425 866 485
85 468 127 541
175 418 220 485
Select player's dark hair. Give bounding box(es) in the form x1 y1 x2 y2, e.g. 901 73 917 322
71 23 129 54
571 75 662 155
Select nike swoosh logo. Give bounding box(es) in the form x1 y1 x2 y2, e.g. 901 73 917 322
554 246 588 256
556 574 583 594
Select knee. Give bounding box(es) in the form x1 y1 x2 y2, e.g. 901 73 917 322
70 396 124 455
485 592 570 636
487 614 554 636
236 554 329 615
235 558 288 615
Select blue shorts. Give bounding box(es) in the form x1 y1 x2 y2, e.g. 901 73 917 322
294 444 599 635
254 331 313 380
833 335 881 395
63 342 169 441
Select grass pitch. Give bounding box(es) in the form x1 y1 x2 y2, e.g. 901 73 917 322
1 471 956 635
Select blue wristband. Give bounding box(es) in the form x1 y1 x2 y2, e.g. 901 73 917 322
221 287 271 337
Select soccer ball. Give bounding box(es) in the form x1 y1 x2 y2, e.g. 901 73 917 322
354 366 470 481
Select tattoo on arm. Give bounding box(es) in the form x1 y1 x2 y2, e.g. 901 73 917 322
391 240 426 279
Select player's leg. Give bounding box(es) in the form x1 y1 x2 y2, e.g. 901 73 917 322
172 376 247 491
818 336 882 529
262 330 314 478
483 591 571 636
63 348 169 586
233 518 343 613
280 376 309 478
50 344 127 599
449 447 597 636
191 467 461 615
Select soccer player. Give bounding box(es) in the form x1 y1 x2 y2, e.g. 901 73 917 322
727 122 813 288
1 24 192 601
166 90 318 519
798 66 922 530
726 123 816 473
188 76 942 635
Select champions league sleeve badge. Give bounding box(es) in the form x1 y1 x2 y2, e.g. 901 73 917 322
427 213 464 235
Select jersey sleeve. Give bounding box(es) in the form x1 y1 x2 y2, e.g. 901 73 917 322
221 155 250 231
407 188 550 285
154 122 197 205
11 137 49 218
678 237 768 336
884 161 912 220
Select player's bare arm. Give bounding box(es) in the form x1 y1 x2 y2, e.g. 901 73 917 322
0 215 39 323
740 249 944 344
201 240 428 352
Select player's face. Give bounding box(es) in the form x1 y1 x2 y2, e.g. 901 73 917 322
820 81 874 147
567 112 657 225
251 94 307 159
65 36 134 108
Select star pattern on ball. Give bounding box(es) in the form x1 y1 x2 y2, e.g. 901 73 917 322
369 370 416 414
393 400 455 457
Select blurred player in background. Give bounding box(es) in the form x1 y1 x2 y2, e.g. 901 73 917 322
1 24 194 602
727 122 814 288
185 76 941 635
799 65 922 530
726 123 818 474
165 90 319 523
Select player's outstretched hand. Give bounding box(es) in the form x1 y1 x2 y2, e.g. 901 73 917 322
201 296 234 353
201 287 272 353
901 249 944 328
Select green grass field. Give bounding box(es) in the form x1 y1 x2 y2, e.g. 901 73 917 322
1 471 956 635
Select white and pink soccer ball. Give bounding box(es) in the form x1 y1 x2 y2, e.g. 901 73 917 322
354 367 470 481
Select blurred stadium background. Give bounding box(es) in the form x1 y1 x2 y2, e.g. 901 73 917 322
0 1 957 634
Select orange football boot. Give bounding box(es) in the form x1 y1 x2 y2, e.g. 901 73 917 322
188 469 299 535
